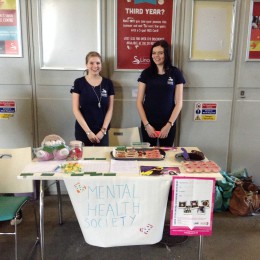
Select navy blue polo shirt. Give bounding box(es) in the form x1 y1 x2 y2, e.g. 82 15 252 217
138 66 186 125
70 76 115 133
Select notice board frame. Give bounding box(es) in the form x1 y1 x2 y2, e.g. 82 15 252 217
189 0 237 61
37 0 102 70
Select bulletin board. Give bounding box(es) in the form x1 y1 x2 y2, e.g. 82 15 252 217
38 0 102 70
189 0 236 61
246 0 260 61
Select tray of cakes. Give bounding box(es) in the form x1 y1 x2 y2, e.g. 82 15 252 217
111 146 166 160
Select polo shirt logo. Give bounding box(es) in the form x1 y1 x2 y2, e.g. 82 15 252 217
167 77 173 85
101 89 107 97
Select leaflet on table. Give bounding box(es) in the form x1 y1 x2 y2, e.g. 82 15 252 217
110 159 139 175
21 161 61 173
79 161 110 173
170 177 215 236
21 160 110 174
140 166 181 176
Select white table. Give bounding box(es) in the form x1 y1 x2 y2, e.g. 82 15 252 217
18 147 223 259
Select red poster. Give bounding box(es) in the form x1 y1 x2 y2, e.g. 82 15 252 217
0 0 22 57
117 0 173 70
249 2 260 59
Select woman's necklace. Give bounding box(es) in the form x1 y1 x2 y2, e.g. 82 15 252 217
91 84 102 108
86 76 102 108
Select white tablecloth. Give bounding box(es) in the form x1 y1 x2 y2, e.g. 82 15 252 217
64 176 171 247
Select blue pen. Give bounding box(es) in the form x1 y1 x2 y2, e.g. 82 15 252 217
53 165 61 172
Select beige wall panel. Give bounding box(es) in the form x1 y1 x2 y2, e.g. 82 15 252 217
179 100 232 170
0 98 33 148
111 99 140 128
236 0 260 88
37 98 75 145
230 100 260 184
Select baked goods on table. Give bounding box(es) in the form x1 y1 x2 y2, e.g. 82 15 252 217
112 146 164 160
182 160 221 173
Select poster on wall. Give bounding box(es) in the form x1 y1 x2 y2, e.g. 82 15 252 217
116 0 174 70
0 0 22 57
247 0 260 60
170 177 215 236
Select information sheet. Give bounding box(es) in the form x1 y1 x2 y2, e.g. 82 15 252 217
170 177 215 236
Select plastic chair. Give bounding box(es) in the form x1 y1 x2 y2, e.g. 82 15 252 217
0 147 40 260
109 127 141 146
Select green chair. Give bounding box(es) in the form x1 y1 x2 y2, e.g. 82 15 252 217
0 147 40 260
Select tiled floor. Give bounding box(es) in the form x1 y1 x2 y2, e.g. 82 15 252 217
0 195 259 260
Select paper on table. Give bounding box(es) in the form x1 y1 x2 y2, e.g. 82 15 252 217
81 160 110 173
21 161 61 173
22 160 110 174
110 159 139 175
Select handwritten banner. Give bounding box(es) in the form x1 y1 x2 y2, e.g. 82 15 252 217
64 177 171 247
116 0 174 70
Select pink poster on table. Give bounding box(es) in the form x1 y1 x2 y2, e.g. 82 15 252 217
116 0 174 70
170 177 215 236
